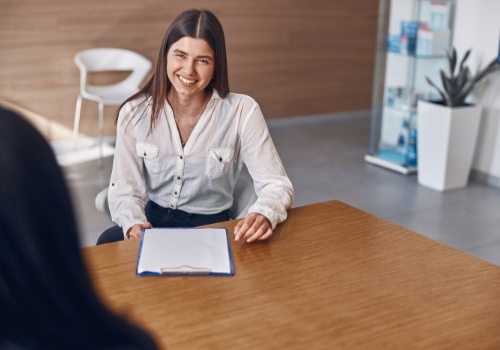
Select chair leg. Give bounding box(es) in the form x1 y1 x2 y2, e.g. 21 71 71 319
73 95 83 151
98 102 104 168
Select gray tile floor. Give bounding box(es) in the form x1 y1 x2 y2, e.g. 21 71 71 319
63 112 500 266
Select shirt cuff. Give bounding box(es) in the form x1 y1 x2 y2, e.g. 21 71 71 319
120 219 146 240
246 204 278 229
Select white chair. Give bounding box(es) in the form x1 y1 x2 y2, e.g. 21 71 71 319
228 165 258 219
73 48 152 164
95 165 258 221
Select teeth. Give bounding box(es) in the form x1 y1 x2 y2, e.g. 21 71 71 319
179 76 195 84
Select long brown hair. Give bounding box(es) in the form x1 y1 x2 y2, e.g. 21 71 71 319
116 9 230 129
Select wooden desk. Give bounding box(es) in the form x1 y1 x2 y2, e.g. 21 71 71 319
84 200 500 349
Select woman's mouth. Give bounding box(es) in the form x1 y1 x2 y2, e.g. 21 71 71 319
178 75 196 84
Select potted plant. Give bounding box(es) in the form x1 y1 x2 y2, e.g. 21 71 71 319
417 48 500 191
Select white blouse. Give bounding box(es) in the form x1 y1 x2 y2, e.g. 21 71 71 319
108 90 294 237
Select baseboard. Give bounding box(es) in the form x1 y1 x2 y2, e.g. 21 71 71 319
470 169 500 189
266 109 370 130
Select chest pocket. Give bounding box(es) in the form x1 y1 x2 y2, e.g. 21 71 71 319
136 142 159 174
205 148 234 180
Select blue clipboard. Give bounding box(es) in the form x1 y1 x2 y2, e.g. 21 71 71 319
136 227 235 276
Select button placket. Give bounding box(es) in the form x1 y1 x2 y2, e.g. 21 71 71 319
170 152 185 209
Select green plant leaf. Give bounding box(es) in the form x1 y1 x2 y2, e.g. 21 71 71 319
448 48 457 76
425 47 500 106
426 76 449 105
456 67 469 90
481 58 500 76
452 79 475 106
440 70 453 99
458 49 471 73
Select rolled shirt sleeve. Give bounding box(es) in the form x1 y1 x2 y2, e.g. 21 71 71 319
239 103 294 229
108 101 149 237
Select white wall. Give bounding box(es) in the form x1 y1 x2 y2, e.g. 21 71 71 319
453 0 500 178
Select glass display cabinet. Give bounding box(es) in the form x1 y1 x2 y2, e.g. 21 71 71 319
365 0 456 174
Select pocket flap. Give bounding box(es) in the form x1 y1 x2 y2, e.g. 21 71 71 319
136 142 159 159
208 148 234 163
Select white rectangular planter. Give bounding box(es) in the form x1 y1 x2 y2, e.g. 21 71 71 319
417 100 481 192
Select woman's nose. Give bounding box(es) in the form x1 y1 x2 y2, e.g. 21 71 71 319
182 60 195 75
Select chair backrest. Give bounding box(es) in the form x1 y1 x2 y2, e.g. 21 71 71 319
95 165 258 221
75 48 152 94
229 165 258 219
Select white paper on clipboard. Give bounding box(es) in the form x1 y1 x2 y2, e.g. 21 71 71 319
136 228 234 276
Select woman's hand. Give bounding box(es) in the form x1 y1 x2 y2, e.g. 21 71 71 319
234 213 272 242
127 221 152 239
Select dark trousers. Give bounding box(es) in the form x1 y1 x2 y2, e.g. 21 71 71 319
96 200 230 245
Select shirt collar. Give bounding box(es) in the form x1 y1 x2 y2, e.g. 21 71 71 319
210 89 223 102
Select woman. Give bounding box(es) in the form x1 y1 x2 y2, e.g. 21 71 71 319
100 9 294 245
0 107 158 349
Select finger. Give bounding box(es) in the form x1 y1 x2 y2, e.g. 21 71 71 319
257 228 273 240
235 217 256 241
234 220 243 237
246 224 271 243
129 223 148 239
129 229 141 239
238 213 270 242
127 227 135 239
133 222 152 239
240 217 266 242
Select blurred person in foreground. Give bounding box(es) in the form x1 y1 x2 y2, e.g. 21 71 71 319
0 107 158 350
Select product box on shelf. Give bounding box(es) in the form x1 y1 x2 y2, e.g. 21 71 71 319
429 1 450 31
387 34 401 53
416 27 450 56
400 21 421 55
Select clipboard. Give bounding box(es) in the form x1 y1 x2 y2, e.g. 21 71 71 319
136 227 235 276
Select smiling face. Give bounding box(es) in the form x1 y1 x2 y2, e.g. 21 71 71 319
167 37 215 100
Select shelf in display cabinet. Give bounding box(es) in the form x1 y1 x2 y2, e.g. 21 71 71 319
383 105 417 114
387 50 448 59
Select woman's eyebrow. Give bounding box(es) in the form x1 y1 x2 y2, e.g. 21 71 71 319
197 55 213 61
173 48 187 55
172 49 213 61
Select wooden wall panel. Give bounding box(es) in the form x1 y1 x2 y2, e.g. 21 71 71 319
0 0 378 137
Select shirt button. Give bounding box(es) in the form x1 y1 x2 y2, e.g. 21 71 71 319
177 176 181 180
219 157 222 162
174 192 178 195
144 152 147 156
180 156 183 160
170 204 174 208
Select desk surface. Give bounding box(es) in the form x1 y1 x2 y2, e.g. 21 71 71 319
84 200 500 349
